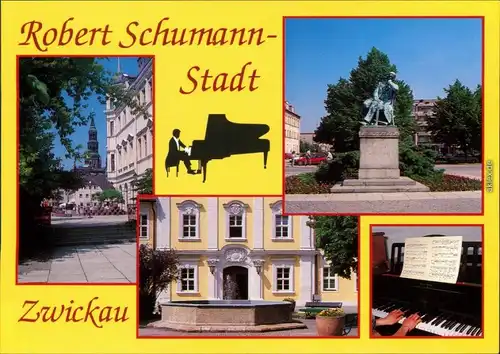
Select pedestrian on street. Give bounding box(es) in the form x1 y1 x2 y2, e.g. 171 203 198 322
327 149 334 162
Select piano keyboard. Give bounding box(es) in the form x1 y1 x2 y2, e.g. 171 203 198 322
373 304 482 337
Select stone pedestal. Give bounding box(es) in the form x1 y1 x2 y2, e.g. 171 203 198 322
359 127 400 179
331 126 430 193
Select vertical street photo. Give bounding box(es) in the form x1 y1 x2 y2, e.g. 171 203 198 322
17 56 154 283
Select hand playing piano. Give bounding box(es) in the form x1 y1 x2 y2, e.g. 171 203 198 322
394 313 422 337
401 313 421 331
378 309 404 326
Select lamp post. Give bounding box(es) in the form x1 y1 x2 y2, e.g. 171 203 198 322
207 259 219 275
253 259 264 275
253 259 264 300
87 181 93 218
306 215 316 228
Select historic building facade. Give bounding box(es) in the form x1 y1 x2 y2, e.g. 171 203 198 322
106 58 153 204
285 101 301 153
300 132 332 152
139 197 358 308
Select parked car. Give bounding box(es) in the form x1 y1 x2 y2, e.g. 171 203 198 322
295 153 327 165
284 152 293 160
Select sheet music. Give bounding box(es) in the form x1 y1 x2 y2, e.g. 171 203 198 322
184 146 192 156
400 236 463 284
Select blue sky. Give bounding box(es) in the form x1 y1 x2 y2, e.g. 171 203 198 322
285 18 482 132
53 57 140 169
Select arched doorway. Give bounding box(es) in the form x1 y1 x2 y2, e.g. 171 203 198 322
222 266 249 300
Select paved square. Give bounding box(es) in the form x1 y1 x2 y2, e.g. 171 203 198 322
18 242 136 283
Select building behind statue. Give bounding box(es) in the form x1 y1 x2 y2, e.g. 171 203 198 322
285 101 301 153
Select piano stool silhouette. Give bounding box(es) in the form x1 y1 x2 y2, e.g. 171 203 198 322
165 162 179 177
372 234 482 337
165 114 270 183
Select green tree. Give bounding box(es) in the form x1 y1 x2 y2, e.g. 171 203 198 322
314 47 416 151
95 189 124 203
299 140 319 153
132 168 153 195
309 216 358 279
428 80 482 159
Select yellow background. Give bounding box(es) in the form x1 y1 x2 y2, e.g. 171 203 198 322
1 1 499 353
153 12 283 195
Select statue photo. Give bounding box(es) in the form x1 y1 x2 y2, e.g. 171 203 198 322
362 72 399 126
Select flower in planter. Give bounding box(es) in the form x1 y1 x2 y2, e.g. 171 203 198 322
316 308 346 336
318 308 345 317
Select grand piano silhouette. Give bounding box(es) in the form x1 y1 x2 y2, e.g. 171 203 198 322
165 114 270 183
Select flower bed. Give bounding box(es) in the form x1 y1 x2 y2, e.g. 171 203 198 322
286 172 481 194
285 174 331 194
411 174 481 192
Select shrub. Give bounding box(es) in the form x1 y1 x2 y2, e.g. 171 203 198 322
412 174 481 192
315 151 359 184
285 174 331 194
399 144 440 178
139 244 179 320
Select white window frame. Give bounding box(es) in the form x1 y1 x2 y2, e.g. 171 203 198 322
223 200 249 241
139 213 149 240
272 259 295 294
177 261 199 294
270 200 293 241
176 200 201 241
322 265 339 292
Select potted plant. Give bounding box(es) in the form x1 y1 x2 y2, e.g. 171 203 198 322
283 297 296 312
315 308 345 336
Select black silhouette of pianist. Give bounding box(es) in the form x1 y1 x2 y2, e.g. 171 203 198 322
166 129 197 175
164 114 270 183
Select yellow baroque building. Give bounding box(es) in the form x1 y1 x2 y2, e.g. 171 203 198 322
139 197 358 308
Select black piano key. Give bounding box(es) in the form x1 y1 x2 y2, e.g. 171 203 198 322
457 323 468 333
466 326 475 335
448 319 460 329
422 313 435 323
429 315 443 325
435 316 449 327
378 303 391 311
444 316 459 329
442 319 453 329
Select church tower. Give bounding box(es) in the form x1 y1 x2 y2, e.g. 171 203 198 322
85 116 102 170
